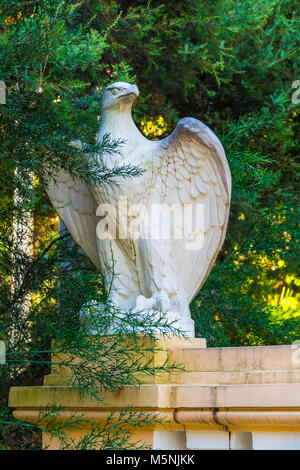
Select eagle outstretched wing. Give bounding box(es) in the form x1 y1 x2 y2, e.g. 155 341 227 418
44 141 101 270
153 117 231 303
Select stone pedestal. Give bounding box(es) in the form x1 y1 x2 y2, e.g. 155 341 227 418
8 338 300 450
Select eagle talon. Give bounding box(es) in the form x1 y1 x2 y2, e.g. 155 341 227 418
155 291 170 312
132 295 156 313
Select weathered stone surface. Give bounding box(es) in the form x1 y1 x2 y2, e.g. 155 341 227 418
9 339 300 449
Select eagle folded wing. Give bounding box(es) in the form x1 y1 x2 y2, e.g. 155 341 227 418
44 141 101 270
154 117 231 303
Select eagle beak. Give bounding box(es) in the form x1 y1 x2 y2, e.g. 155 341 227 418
131 84 139 97
119 84 139 100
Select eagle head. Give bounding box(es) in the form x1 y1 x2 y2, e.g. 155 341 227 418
101 82 139 113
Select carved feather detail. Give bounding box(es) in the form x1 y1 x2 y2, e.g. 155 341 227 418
153 117 231 302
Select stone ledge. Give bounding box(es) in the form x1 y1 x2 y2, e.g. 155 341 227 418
46 335 206 384
8 341 300 449
168 344 300 371
9 382 300 409
43 369 300 386
11 406 300 433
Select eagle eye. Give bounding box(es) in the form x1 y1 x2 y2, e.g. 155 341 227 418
111 88 119 95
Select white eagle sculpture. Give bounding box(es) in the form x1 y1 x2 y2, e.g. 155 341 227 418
45 82 231 337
